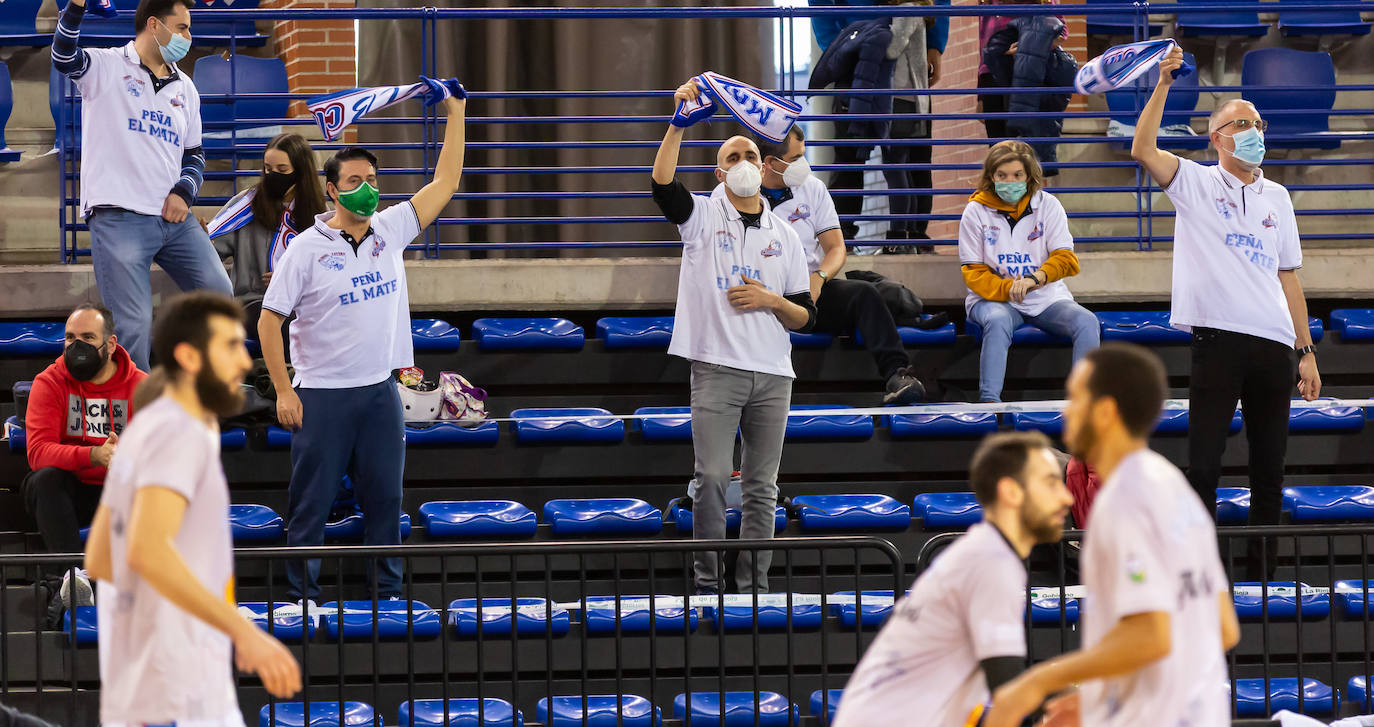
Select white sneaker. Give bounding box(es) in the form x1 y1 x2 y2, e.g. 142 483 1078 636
60 568 94 609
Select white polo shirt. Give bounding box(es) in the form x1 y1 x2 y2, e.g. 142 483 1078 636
711 177 841 273
1164 159 1301 347
74 42 202 218
262 203 421 389
958 190 1076 317
833 522 1027 727
1079 448 1229 727
668 194 810 378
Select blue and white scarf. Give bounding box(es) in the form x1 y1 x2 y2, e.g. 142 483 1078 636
1075 39 1194 95
206 189 298 272
672 71 802 142
307 76 467 142
86 0 118 19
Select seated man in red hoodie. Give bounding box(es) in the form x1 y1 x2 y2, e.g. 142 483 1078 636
22 303 146 620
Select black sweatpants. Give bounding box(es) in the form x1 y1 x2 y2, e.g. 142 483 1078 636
978 73 1010 140
882 98 933 240
829 142 871 242
22 467 102 576
815 278 910 380
1186 327 1297 581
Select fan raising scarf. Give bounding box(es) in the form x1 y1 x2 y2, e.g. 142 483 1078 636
671 71 802 142
307 76 467 142
1074 39 1194 95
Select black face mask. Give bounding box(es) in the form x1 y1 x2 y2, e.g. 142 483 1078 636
64 340 109 382
262 170 295 200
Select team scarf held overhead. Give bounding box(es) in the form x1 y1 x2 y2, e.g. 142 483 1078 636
1074 39 1195 95
205 189 298 272
672 71 802 143
307 76 467 142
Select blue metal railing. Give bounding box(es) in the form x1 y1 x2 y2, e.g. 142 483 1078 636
52 2 1374 260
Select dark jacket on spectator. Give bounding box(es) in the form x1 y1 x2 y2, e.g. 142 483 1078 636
809 18 897 142
982 15 1078 167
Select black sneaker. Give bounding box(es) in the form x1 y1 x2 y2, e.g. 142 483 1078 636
882 367 926 406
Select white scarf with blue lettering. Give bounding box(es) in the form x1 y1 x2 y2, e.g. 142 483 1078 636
672 71 802 142
1075 39 1195 95
307 76 467 142
206 188 299 272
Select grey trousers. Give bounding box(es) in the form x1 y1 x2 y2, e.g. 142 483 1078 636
689 361 792 593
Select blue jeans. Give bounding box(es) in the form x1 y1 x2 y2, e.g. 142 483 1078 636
285 379 405 601
969 298 1101 402
87 208 233 371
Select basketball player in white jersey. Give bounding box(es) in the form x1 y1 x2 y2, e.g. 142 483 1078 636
84 292 300 726
832 430 1073 727
984 343 1241 727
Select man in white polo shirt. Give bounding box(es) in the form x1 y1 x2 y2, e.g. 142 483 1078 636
986 344 1240 727
832 431 1073 727
708 126 926 405
652 79 816 595
1131 46 1321 581
52 0 233 371
258 92 467 604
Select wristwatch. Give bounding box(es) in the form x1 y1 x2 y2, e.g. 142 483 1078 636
816 270 829 282
1296 345 1316 357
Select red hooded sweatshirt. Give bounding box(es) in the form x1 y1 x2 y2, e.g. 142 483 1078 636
26 344 147 485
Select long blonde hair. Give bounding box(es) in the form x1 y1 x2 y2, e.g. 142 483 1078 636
976 140 1046 200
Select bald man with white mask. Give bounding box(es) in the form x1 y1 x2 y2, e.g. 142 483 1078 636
1131 46 1320 582
651 80 817 595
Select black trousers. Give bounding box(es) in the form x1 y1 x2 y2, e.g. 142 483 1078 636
22 467 102 579
815 278 910 380
1186 327 1297 581
978 73 1010 140
882 98 933 240
829 142 871 242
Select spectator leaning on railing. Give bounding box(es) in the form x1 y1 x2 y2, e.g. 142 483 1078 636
22 303 146 626
959 140 1099 403
1131 46 1320 582
51 0 233 371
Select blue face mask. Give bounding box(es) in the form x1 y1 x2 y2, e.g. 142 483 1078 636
995 180 1027 204
156 19 191 63
1224 127 1266 167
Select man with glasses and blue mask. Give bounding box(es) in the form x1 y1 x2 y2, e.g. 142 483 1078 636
1131 46 1321 582
52 0 233 372
258 91 467 607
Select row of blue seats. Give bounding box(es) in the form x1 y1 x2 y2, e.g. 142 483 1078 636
120 486 1374 546
8 311 1374 356
10 400 1363 457
0 0 266 47
59 576 1373 645
255 674 1368 727
1085 0 1372 40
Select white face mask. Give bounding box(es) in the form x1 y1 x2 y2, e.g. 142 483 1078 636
775 156 812 188
719 160 762 198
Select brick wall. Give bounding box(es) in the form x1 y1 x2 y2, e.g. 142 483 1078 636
262 0 357 126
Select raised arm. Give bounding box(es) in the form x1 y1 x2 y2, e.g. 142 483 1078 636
652 80 703 185
408 96 467 229
51 0 92 80
1130 46 1184 188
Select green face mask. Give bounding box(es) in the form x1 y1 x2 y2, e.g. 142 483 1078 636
335 180 379 218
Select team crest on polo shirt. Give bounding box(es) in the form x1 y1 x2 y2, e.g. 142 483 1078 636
714 230 735 252
1027 221 1044 242
170 92 186 108
1262 212 1277 229
760 239 782 258
317 252 346 271
788 204 812 223
1214 198 1236 220
371 237 386 257
122 75 144 98
982 225 1000 247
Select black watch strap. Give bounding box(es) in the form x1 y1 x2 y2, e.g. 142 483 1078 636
1297 344 1316 357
